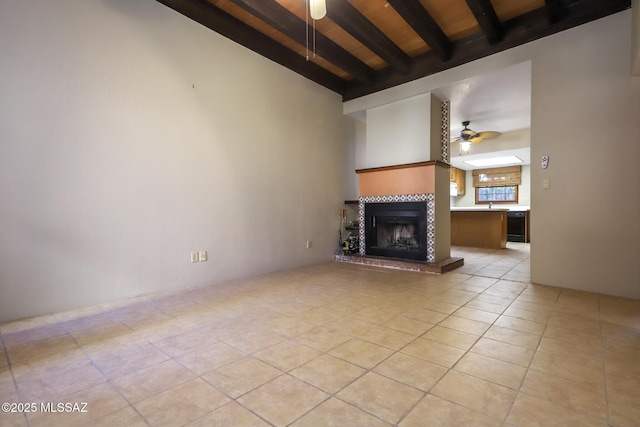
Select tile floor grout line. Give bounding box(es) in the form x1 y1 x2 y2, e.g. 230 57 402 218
277 308 442 425
1 333 32 427
597 295 612 427
3 243 639 426
435 280 529 425
499 305 549 427
500 286 614 426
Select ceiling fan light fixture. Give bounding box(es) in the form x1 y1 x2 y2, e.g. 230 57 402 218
309 0 326 20
452 121 501 155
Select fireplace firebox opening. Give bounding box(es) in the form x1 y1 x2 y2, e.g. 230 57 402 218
364 201 428 261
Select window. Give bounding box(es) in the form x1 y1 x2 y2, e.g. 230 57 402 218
476 185 519 204
472 166 521 204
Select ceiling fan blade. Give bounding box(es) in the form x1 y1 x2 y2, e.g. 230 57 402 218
450 137 462 143
456 122 500 144
478 131 501 139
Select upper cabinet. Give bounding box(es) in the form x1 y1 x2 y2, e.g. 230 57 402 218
450 167 466 196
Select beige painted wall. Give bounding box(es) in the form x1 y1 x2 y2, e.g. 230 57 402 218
346 11 640 299
0 0 355 322
529 12 640 299
633 0 640 75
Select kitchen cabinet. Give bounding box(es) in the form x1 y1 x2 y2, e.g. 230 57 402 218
451 209 508 249
449 167 466 196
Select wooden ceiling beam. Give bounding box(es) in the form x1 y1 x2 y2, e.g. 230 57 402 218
464 0 503 44
326 0 411 75
155 0 344 93
228 0 375 85
386 0 453 61
545 0 564 24
156 0 630 101
343 0 630 100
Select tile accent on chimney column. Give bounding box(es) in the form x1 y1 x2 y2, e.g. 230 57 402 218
426 193 435 262
441 100 450 164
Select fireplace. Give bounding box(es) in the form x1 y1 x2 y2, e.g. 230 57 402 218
364 201 428 261
336 160 463 272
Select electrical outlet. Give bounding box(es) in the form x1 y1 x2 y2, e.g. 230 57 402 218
190 252 199 263
543 178 551 189
199 251 208 262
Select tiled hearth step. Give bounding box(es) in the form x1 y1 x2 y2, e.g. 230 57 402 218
333 254 463 274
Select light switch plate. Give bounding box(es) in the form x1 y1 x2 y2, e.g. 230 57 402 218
191 252 199 263
199 251 208 262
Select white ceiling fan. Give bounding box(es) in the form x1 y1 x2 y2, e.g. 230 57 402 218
451 121 501 152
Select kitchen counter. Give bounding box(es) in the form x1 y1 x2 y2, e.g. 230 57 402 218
450 206 530 211
450 208 509 212
451 209 508 249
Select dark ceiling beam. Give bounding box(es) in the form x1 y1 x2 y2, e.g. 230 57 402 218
228 0 374 85
344 0 630 100
155 0 344 93
326 0 411 75
545 0 564 24
464 0 503 44
386 0 453 61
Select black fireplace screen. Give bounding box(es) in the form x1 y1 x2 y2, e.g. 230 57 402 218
372 219 419 251
364 201 427 261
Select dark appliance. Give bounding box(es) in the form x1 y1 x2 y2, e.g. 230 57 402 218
364 202 427 261
507 210 526 242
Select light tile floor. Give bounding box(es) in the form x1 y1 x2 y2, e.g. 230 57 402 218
1 243 639 426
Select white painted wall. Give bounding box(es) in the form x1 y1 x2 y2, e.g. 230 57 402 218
345 11 640 299
364 94 432 168
353 120 367 173
0 0 354 322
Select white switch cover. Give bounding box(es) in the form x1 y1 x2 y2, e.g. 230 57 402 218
199 251 208 262
306 241 312 249
191 252 199 263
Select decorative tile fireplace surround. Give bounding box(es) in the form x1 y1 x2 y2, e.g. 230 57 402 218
359 195 434 261
335 160 463 274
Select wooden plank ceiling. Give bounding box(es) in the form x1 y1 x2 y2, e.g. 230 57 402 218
156 0 630 101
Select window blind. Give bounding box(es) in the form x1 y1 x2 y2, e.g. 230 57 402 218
472 166 521 187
